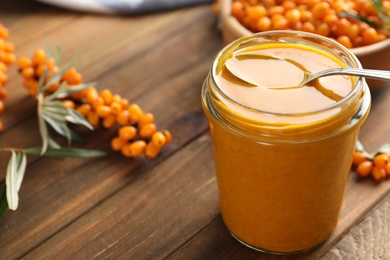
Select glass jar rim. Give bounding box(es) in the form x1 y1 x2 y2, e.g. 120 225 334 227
210 30 364 117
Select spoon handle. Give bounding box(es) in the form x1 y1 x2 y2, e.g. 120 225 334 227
312 68 390 81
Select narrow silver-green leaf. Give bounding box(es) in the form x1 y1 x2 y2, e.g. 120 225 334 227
15 153 27 193
38 110 49 155
5 151 19 210
45 81 68 101
66 109 93 130
24 147 106 158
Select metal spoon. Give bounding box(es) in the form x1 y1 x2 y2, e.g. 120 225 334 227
301 67 390 86
227 52 390 88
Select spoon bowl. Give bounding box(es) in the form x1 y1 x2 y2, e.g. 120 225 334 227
226 52 390 89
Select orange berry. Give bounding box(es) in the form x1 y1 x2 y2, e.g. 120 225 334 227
87 111 100 127
62 99 76 109
32 48 46 66
151 131 166 147
337 36 353 49
385 163 390 176
91 97 104 109
111 137 127 151
0 25 9 39
116 110 130 125
95 105 112 118
100 89 113 105
352 152 367 166
0 52 15 65
121 140 146 157
0 87 8 99
0 100 4 114
139 123 157 138
85 87 99 103
163 130 172 144
4 42 14 52
372 166 386 181
0 120 3 132
138 113 154 127
103 114 116 128
76 103 92 116
110 102 122 115
119 125 137 141
128 104 143 123
373 153 389 168
0 62 6 72
362 27 380 45
17 57 32 69
145 142 161 159
21 67 35 79
62 67 82 85
356 160 373 177
0 71 7 84
120 98 129 109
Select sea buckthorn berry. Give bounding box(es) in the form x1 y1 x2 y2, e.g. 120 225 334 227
17 57 32 69
76 103 92 116
103 114 116 128
91 97 104 109
0 71 7 84
0 62 6 72
121 140 146 157
62 67 82 85
35 64 46 78
120 98 129 109
256 16 272 31
21 67 35 79
352 151 367 166
112 94 121 104
111 137 127 151
128 104 143 123
110 102 122 115
385 163 390 176
4 42 14 52
0 100 4 114
100 89 113 105
87 111 100 128
62 99 76 109
86 87 99 103
373 153 389 168
139 123 157 138
0 87 8 99
362 27 380 45
0 24 9 39
356 160 373 177
116 110 130 125
337 36 353 49
163 130 172 144
32 48 47 66
0 52 15 65
119 125 137 141
46 83 60 93
96 105 112 118
151 131 166 147
372 166 386 181
145 142 161 159
138 113 154 127
0 120 3 132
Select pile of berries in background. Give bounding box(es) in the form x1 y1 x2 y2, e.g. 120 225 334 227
213 0 390 48
0 24 16 131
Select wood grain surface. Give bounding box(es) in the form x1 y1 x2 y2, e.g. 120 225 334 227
0 0 389 259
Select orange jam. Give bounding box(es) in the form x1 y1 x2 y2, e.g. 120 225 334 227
201 31 371 253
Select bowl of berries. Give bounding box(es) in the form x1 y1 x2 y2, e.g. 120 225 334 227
215 0 390 90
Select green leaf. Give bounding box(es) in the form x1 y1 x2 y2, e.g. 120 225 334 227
5 151 27 211
339 11 382 29
66 109 93 130
0 189 8 221
24 147 107 158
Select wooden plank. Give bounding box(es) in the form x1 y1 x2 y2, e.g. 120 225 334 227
23 133 218 259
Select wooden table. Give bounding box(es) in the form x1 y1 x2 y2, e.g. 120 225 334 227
1 0 389 259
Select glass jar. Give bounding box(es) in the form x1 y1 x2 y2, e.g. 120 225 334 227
201 31 371 254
